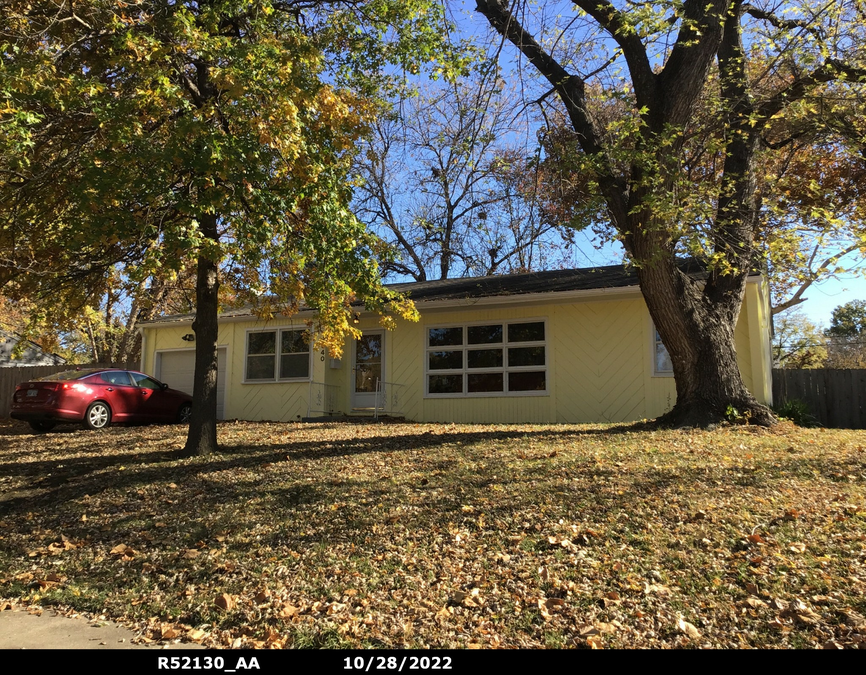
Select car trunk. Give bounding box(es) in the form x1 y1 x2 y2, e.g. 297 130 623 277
15 381 60 405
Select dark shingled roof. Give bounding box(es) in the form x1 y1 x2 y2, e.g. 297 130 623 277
143 259 723 324
388 259 706 302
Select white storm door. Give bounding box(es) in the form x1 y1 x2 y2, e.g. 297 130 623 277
352 332 384 409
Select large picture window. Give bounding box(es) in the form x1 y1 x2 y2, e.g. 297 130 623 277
425 320 547 397
245 329 310 382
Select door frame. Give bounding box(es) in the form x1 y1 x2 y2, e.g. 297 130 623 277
351 330 385 410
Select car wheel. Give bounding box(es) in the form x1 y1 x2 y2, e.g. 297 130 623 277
28 420 56 433
84 402 112 430
178 403 192 424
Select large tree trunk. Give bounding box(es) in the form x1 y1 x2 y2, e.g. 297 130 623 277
635 254 775 427
181 213 220 457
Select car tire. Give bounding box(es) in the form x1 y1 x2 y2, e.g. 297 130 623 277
28 420 56 433
178 403 192 424
83 401 112 430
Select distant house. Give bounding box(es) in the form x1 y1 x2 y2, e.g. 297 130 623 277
139 262 773 424
0 329 66 367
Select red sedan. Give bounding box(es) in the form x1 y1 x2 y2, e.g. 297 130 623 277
11 369 193 432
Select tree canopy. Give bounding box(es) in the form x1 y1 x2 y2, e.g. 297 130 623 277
1 0 455 452
826 299 866 338
476 0 866 426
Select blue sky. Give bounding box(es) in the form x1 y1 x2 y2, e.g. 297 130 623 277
793 258 866 327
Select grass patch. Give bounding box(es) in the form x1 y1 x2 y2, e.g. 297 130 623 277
0 419 864 648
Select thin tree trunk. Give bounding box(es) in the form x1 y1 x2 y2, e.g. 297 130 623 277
181 213 220 456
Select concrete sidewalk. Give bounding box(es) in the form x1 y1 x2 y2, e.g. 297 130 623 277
0 608 201 649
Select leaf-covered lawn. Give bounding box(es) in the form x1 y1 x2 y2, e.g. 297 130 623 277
0 419 864 649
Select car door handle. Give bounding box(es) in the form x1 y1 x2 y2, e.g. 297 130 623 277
106 387 113 392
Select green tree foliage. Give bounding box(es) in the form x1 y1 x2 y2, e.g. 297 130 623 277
772 308 827 369
824 299 866 367
826 300 866 338
0 0 452 453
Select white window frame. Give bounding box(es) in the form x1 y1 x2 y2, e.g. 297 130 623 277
243 327 312 383
651 322 674 377
424 318 549 398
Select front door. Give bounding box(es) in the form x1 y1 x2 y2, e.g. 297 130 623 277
352 331 384 409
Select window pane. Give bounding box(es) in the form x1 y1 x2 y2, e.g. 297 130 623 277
280 353 309 379
428 350 463 370
355 363 381 393
428 327 463 347
508 321 544 342
248 331 276 355
281 329 307 354
655 343 673 373
508 346 545 367
467 349 503 369
468 373 504 393
131 373 161 389
468 324 503 344
356 334 382 363
428 374 463 394
247 355 275 380
509 371 546 392
101 372 133 386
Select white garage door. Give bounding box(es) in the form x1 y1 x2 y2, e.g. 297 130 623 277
157 348 227 420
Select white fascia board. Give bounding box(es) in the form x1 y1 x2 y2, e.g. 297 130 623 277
143 309 318 330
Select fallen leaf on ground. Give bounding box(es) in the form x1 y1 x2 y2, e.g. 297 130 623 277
677 618 701 640
214 594 234 612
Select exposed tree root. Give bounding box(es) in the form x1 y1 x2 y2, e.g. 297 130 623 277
656 398 777 429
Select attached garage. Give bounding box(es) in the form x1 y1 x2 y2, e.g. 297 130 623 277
156 348 227 420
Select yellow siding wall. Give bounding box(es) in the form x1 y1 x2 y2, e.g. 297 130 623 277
142 317 318 422
142 279 772 424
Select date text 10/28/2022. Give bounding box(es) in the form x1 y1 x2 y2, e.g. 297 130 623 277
344 656 452 671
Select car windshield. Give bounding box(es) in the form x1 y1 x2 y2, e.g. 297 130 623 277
36 370 95 381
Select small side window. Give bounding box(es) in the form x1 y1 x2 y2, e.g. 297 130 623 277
131 372 161 389
100 371 133 386
654 329 673 375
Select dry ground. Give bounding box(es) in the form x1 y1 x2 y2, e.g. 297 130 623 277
0 418 864 649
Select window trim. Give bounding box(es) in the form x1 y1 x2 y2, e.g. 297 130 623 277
651 321 674 377
243 327 312 384
424 318 549 398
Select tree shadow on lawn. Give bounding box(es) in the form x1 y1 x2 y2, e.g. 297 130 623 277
1 423 859 511
0 422 643 485
0 423 861 563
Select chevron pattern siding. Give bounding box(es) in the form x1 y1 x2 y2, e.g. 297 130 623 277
553 299 646 423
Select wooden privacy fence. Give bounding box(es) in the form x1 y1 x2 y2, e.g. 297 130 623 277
772 368 866 429
0 363 137 419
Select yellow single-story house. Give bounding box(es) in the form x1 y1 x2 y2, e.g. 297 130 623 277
139 262 773 424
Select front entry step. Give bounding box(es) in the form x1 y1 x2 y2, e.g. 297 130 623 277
300 414 405 423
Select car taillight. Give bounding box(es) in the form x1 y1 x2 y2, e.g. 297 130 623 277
64 382 94 394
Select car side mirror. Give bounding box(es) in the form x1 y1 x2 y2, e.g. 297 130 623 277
160 383 169 390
